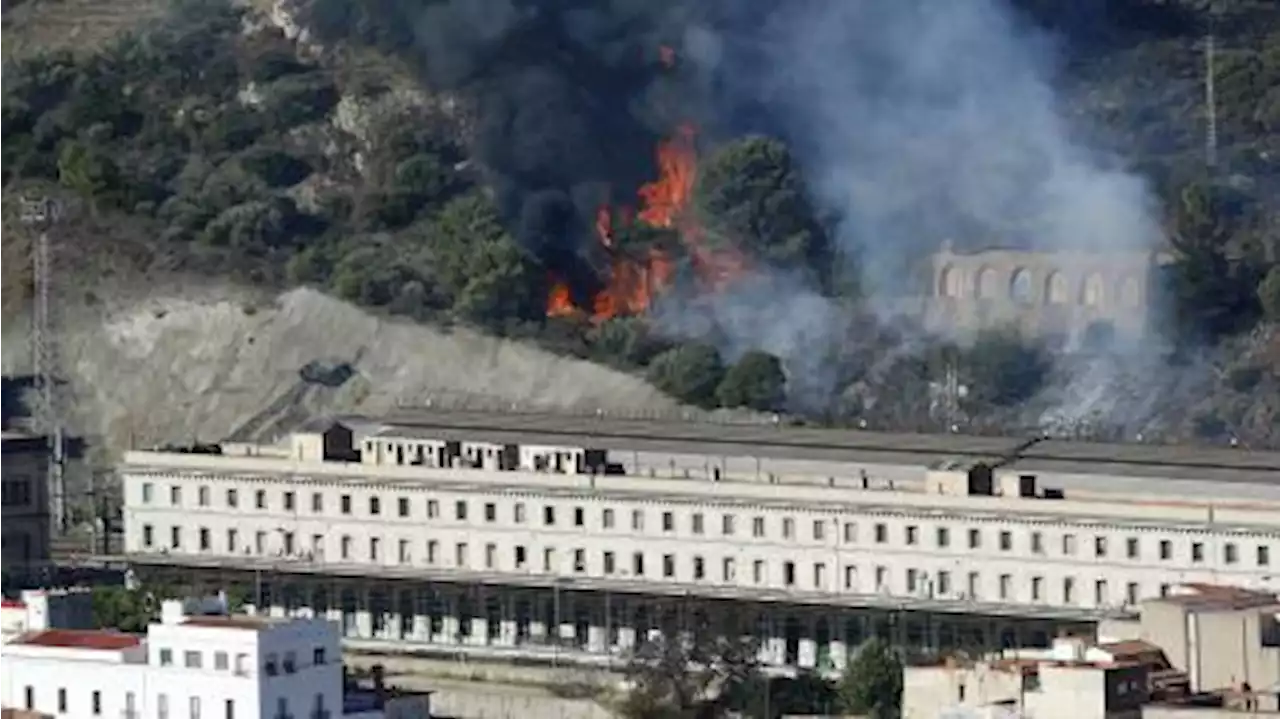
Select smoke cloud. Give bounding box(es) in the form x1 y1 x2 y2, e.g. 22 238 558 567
649 0 1167 415
332 0 1170 422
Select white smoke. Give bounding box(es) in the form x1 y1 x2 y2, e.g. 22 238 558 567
662 0 1166 419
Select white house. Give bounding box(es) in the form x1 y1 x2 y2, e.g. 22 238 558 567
0 597 428 719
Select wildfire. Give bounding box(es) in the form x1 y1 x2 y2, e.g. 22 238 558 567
545 119 749 322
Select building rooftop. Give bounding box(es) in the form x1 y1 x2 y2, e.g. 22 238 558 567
180 615 281 630
1157 584 1280 612
12 629 141 651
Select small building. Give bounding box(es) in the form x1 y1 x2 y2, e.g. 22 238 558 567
0 588 94 643
0 597 430 719
1 431 52 575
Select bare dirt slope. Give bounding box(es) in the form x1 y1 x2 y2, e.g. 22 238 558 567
1 283 681 457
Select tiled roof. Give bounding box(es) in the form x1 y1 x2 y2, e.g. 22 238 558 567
13 629 141 651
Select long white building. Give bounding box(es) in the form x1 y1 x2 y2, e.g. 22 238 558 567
117 412 1280 672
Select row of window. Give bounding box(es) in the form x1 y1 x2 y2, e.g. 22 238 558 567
20 686 250 719
154 645 326 675
142 525 1245 608
138 485 1276 569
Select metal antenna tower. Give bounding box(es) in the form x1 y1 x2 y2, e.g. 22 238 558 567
1203 13 1219 169
21 196 68 535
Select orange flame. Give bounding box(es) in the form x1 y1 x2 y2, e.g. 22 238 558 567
545 122 749 323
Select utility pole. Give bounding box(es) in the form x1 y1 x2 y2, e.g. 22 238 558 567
21 196 68 536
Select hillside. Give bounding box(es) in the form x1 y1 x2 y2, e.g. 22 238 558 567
2 0 1279 455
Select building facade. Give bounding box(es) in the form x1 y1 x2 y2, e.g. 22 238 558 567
923 244 1169 343
0 597 424 719
118 415 1280 672
2 431 51 577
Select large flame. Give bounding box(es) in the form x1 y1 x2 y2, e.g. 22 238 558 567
546 120 749 323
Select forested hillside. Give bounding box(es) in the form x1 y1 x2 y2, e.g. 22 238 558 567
3 0 1278 446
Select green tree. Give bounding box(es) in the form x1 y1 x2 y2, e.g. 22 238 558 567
423 193 544 325
588 317 670 369
716 351 787 411
616 632 762 719
56 139 121 209
646 343 726 408
837 638 903 719
1168 181 1264 341
694 136 828 275
1258 265 1280 322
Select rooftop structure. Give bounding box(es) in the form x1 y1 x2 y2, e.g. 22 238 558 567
0 596 429 719
0 589 93 643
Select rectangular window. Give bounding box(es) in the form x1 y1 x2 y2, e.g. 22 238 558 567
1095 536 1108 558
783 561 796 586
813 562 826 588
171 526 182 549
1159 539 1172 560
876 566 889 590
875 523 888 543
341 494 352 515
227 529 238 553
198 486 210 506
185 650 202 668
906 568 918 593
398 497 410 517
1031 576 1043 601
142 482 154 503
455 500 468 521
999 574 1011 600
515 545 527 568
937 570 951 595
936 527 950 548
283 532 294 555
170 485 182 505
1095 579 1108 605
311 492 323 512
398 539 411 564
58 688 66 713
692 513 704 534
158 694 169 719
23 686 33 710
1062 533 1076 554
633 552 645 576
143 524 154 547
226 488 237 508
603 508 615 529
225 699 234 719
1225 543 1239 564
485 543 497 569
255 531 265 554
905 525 919 545
967 572 980 599
693 555 705 580
1191 542 1205 562
427 500 439 518
515 503 527 524
574 507 586 527
844 565 857 589
427 540 438 564
1259 545 1271 567
370 537 381 562
663 554 675 578
843 522 857 543
1126 537 1140 559
1030 531 1043 554
753 516 766 538
255 489 266 509
485 502 497 522
968 528 981 549
604 551 616 574
813 520 826 541
544 505 556 526
723 557 736 582
721 514 735 535
283 491 295 511
543 548 555 572
631 509 644 531
753 560 765 584
198 527 211 551
341 535 351 559
215 651 229 670
1063 577 1076 604
92 690 102 715
1126 582 1140 606
574 549 586 573
999 531 1013 551
455 543 468 566
662 512 674 532
191 697 201 719
782 517 795 539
